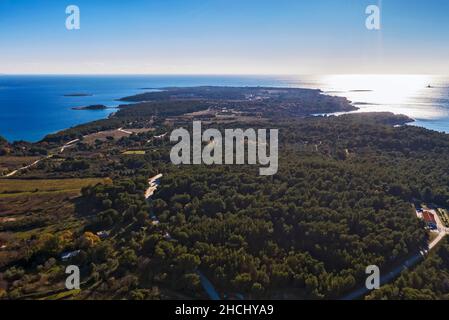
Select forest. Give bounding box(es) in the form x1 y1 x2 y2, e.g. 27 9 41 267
367 237 449 299
0 87 448 300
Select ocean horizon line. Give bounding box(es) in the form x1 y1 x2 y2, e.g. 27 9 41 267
1 74 449 143
1 73 446 77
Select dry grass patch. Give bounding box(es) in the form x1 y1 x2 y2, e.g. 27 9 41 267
0 178 111 196
0 156 41 172
82 128 154 144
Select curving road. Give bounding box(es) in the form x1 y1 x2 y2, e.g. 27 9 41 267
342 209 448 300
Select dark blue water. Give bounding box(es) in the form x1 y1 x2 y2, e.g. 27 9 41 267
1 75 448 142
0 75 285 142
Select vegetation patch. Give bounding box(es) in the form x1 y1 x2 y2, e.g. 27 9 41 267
0 178 112 195
122 150 146 155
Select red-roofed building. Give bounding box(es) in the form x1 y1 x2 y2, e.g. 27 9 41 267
423 211 437 230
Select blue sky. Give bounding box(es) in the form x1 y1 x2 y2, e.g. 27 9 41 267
0 0 448 74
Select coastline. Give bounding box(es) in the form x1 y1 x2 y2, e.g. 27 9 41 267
2 85 449 300
39 86 419 145
3 86 355 143
1 80 447 144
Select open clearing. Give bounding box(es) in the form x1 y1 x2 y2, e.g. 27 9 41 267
82 128 154 144
0 178 111 196
122 150 146 155
0 156 41 173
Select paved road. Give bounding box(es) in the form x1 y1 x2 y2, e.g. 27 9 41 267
197 271 220 300
341 252 424 300
342 209 448 300
428 209 448 250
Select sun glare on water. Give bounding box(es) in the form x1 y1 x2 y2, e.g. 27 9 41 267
319 74 447 120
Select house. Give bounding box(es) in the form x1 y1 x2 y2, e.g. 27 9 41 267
163 232 172 240
61 250 81 261
150 216 160 226
154 133 167 140
96 231 110 239
423 211 437 230
151 220 160 226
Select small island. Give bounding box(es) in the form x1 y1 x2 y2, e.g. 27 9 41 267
72 104 108 111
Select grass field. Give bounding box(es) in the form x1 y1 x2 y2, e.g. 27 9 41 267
82 128 154 144
40 289 81 300
122 150 146 155
0 156 41 172
0 178 112 267
0 178 112 196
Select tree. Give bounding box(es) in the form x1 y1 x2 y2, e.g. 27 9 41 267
78 232 100 249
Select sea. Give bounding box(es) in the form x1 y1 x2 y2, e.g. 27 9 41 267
0 74 448 142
